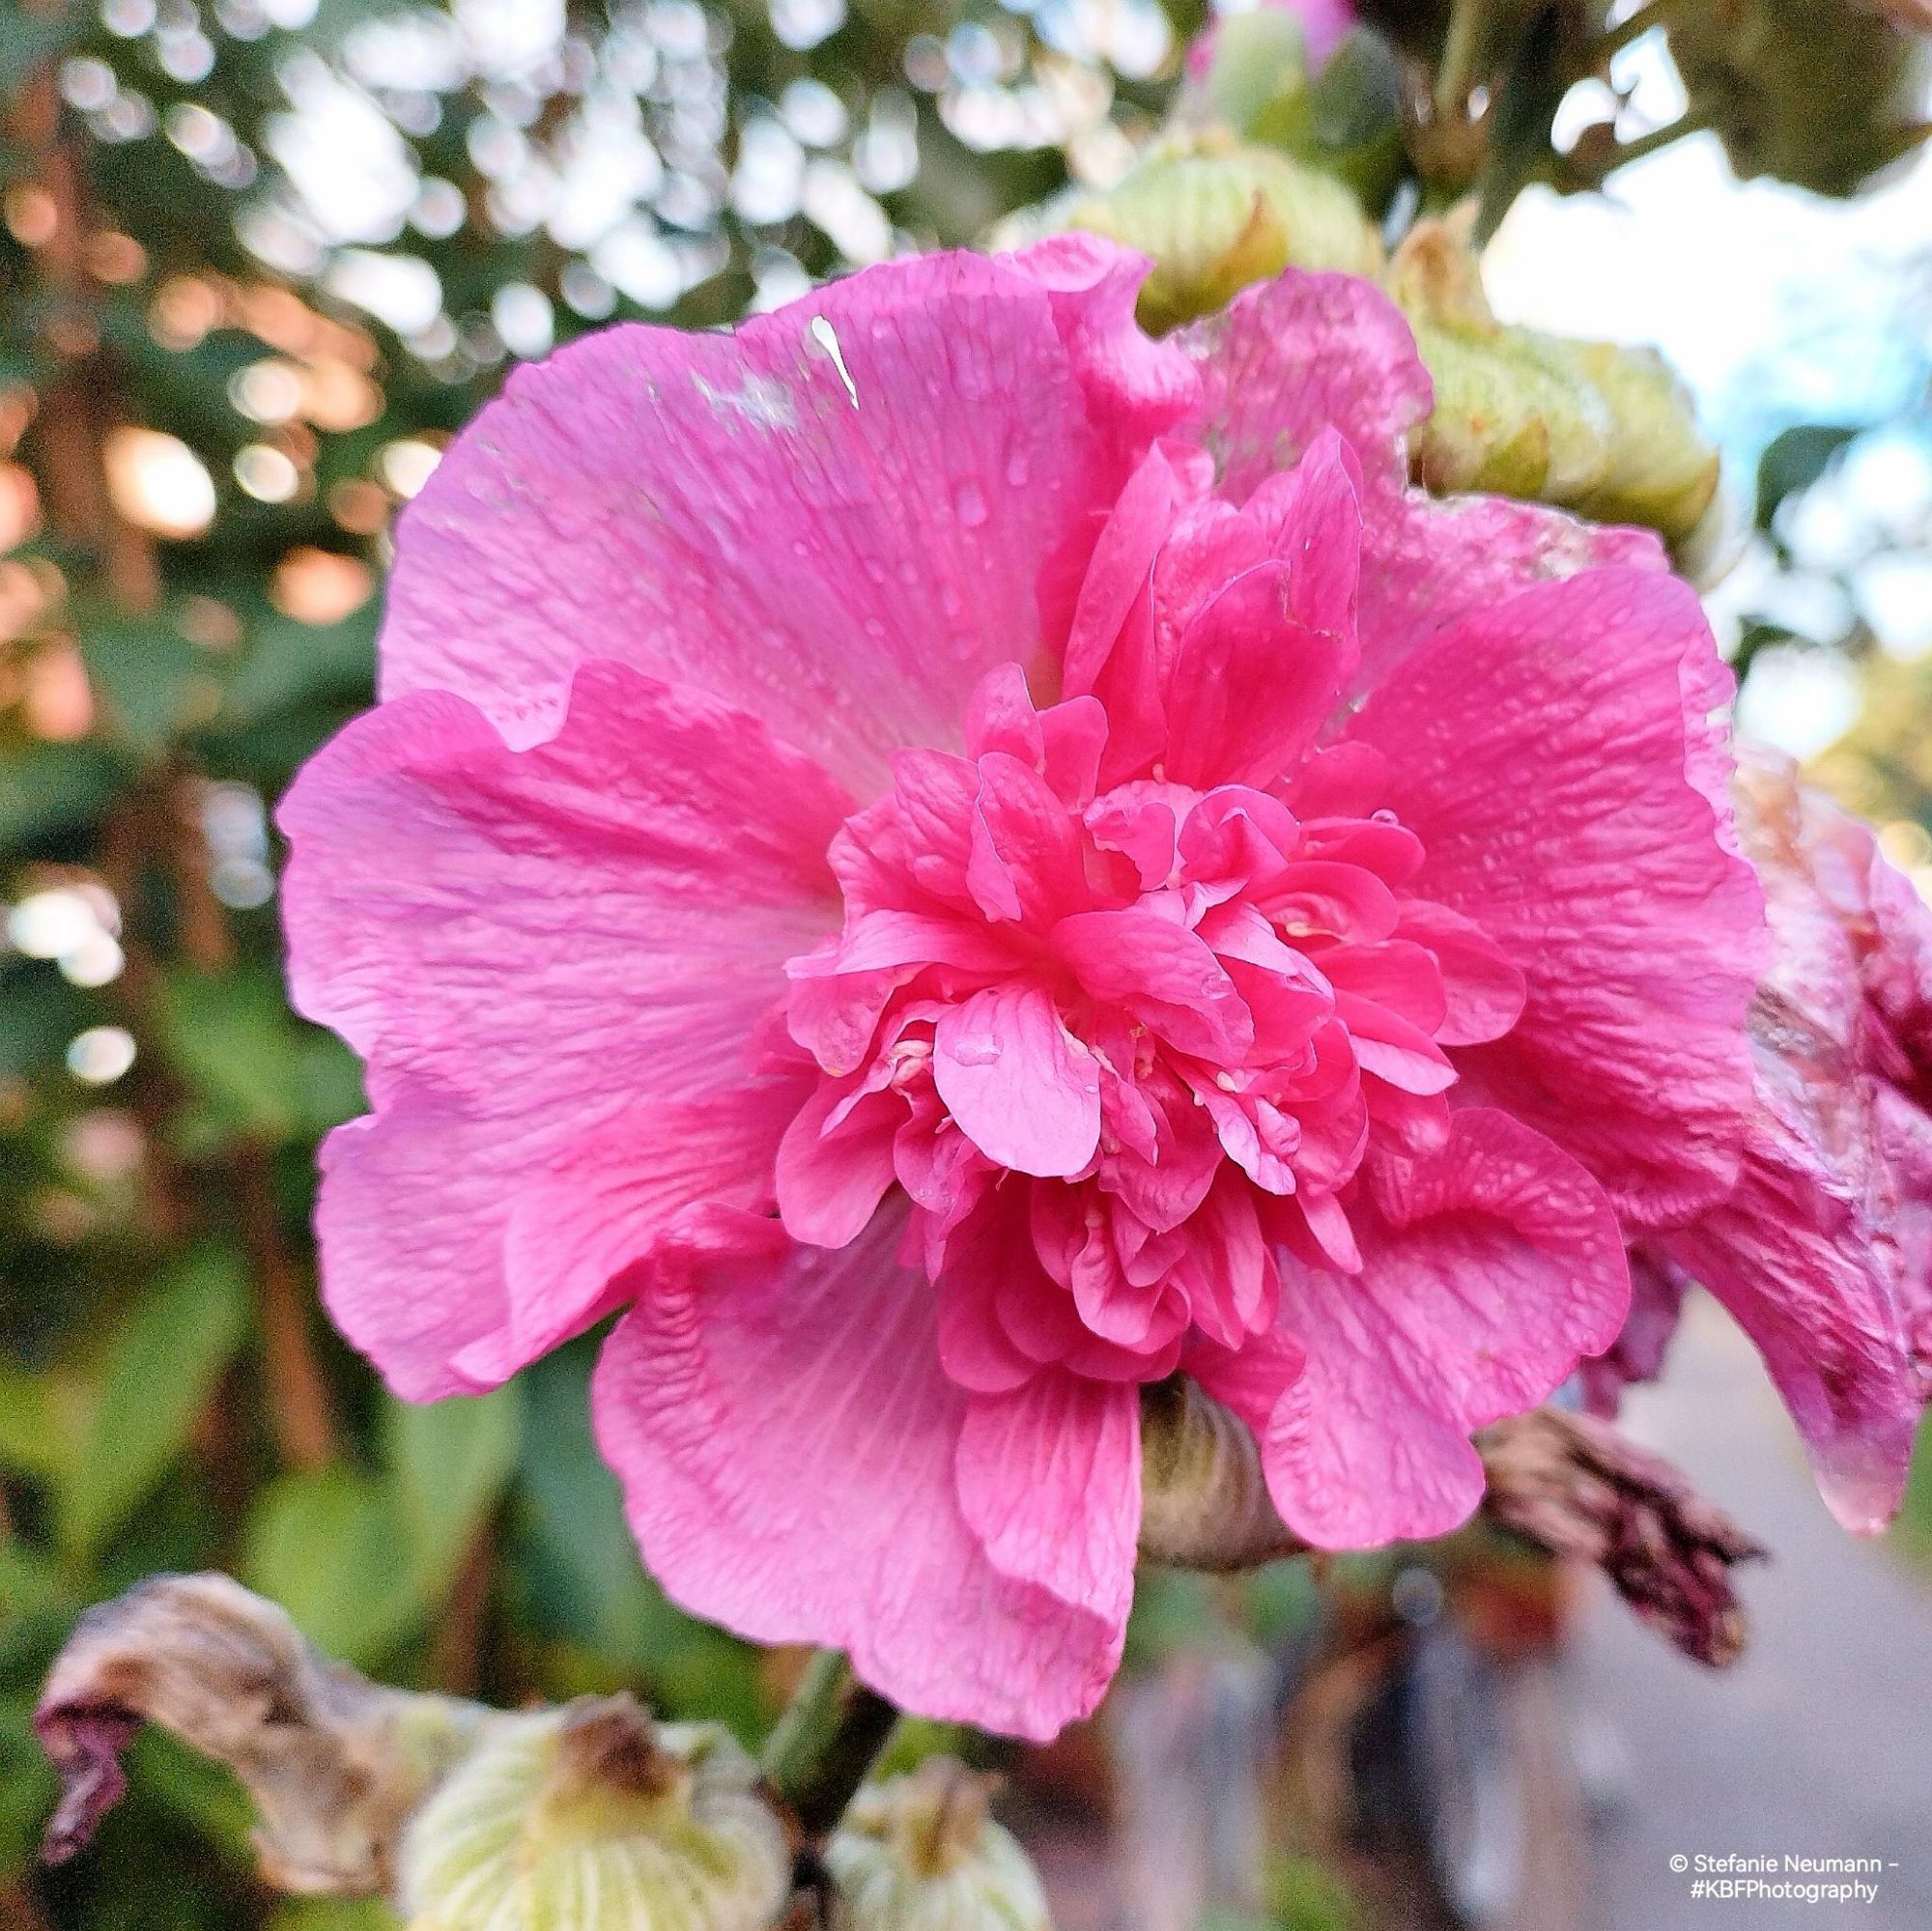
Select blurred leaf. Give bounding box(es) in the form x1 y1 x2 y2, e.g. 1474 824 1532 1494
384 1384 522 1606
0 1696 57 1878
269 1904 401 1931
158 971 328 1148
0 1359 71 1486
63 1250 250 1560
0 742 130 846
0 1539 76 1679
241 1466 418 1667
124 1727 257 1861
217 609 377 730
77 612 226 756
0 6 84 89
1755 423 1861 533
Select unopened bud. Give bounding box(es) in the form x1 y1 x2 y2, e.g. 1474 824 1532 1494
400 1696 792 1931
825 1758 1050 1931
999 136 1382 334
1389 218 1719 545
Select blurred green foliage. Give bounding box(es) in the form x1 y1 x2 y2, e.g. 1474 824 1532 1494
0 0 1189 1921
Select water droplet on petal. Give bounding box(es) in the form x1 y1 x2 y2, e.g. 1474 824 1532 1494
953 479 988 527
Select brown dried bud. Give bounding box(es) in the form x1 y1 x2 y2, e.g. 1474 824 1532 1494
35 1572 488 1892
1138 1383 1766 1668
1476 1406 1767 1668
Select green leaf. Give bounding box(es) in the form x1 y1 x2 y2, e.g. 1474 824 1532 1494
241 1465 418 1667
384 1383 523 1606
63 1250 250 1559
1755 423 1861 533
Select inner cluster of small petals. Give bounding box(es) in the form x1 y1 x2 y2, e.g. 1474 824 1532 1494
777 651 1510 1384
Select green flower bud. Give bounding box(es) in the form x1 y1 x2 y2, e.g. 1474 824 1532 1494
997 135 1382 335
1389 219 1719 545
400 1697 792 1931
825 1759 1050 1931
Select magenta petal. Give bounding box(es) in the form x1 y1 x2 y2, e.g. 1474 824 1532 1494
1257 1110 1630 1548
317 1084 795 1400
593 1204 1125 1739
1178 270 1427 503
1348 568 1763 1227
1056 908 1256 1063
934 982 1101 1178
378 251 1146 792
954 1370 1141 1628
1160 560 1353 790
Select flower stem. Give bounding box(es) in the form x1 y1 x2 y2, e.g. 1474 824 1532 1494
761 1651 899 1837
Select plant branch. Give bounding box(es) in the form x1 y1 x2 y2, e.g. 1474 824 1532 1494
1434 0 1492 121
1595 0 1695 66
760 1650 899 1839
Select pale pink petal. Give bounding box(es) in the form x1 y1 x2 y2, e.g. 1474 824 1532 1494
379 251 1157 792
1251 1111 1630 1547
593 1205 1123 1739
953 1369 1140 1628
1348 568 1763 1227
934 981 1102 1178
279 664 844 1395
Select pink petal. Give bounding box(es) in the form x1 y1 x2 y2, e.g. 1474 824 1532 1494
933 981 1101 1178
1255 1110 1631 1548
279 665 846 1397
966 752 1087 925
776 1078 899 1249
954 1369 1141 1628
593 1204 1125 1739
378 251 1155 793
1160 560 1353 790
1347 568 1763 1227
1175 265 1668 690
1178 270 1426 503
1055 908 1256 1063
1662 1090 1921 1535
317 1083 796 1400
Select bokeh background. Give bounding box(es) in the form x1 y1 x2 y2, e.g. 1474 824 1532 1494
0 4 1928 1929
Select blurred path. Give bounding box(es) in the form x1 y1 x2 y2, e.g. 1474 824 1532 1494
1571 1297 1932 1931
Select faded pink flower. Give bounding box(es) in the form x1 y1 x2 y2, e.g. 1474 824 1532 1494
1602 754 1932 1533
280 244 1763 1740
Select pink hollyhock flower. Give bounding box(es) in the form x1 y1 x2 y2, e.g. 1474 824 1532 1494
1186 0 1359 80
1598 753 1932 1533
280 243 1764 1740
